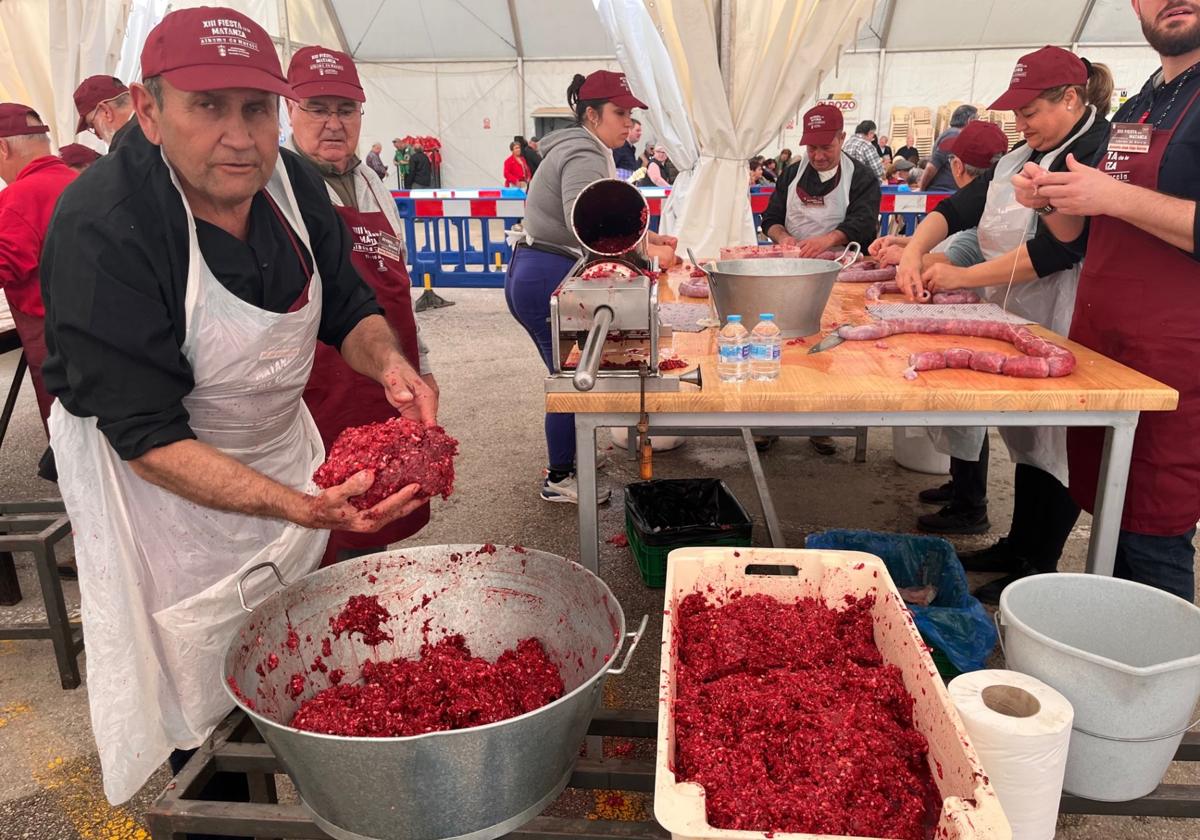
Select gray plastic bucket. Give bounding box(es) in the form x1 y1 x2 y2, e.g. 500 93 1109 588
999 573 1200 801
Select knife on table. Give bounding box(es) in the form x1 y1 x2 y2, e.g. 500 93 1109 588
808 324 848 354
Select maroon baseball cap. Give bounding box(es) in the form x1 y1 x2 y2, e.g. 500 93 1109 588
287 46 365 102
59 143 102 167
578 71 647 110
944 120 1009 169
140 7 294 99
0 103 49 138
989 46 1087 111
73 75 129 133
800 104 843 145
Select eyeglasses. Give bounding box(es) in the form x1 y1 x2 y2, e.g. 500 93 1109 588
297 104 363 122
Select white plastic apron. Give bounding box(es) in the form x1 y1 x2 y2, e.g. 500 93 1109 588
973 106 1096 485
49 155 329 805
784 152 856 240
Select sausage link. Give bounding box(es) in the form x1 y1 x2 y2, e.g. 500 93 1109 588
837 318 1076 378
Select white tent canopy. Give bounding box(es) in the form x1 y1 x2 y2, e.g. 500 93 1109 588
0 0 1164 193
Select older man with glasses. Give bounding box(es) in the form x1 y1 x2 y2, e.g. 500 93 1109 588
286 45 438 568
72 74 136 149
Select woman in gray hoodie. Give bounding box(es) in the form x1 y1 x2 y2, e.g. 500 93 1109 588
506 70 677 503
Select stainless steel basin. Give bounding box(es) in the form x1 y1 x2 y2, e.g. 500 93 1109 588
707 257 842 337
222 545 644 840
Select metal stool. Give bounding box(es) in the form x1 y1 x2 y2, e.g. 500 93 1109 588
0 501 82 689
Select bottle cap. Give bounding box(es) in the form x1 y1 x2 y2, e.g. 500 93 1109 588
727 315 742 323
760 313 775 320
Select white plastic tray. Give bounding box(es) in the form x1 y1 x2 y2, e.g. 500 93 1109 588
655 547 1011 840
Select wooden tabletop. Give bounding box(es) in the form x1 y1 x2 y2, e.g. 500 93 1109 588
546 266 1179 415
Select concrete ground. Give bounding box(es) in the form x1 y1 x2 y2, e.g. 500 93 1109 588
0 288 1196 839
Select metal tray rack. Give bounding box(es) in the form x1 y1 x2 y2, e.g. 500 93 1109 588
148 710 1200 839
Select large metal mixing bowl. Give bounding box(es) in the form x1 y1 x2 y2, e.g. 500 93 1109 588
707 257 842 337
222 544 645 840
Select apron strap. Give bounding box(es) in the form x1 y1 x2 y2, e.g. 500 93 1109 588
262 190 315 313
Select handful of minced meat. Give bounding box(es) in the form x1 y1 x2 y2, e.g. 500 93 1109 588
313 417 459 510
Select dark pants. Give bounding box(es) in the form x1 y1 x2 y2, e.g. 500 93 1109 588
168 749 251 840
949 435 990 510
1007 463 1081 570
1114 528 1196 602
504 245 577 473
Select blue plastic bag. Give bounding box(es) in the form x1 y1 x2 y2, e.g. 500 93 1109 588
805 529 997 673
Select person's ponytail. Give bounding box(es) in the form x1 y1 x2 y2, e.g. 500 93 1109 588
1082 59 1114 112
567 74 588 123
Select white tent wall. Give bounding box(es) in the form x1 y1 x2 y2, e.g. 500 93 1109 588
355 58 621 188
520 59 623 125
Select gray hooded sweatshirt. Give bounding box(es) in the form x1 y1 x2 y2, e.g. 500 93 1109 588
522 126 614 251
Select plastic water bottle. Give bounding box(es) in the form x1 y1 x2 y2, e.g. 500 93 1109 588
717 315 749 382
750 314 781 381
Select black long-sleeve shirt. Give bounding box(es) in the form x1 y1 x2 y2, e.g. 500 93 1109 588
760 152 881 249
933 111 1110 277
41 122 381 461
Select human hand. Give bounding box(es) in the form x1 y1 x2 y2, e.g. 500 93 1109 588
1026 153 1121 217
895 249 927 301
646 241 679 269
795 233 835 258
1012 162 1050 209
298 472 425 532
922 262 969 292
382 362 438 425
876 243 908 268
868 234 908 258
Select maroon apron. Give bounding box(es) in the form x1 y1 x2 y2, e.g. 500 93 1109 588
8 306 52 433
1067 84 1200 536
304 173 428 566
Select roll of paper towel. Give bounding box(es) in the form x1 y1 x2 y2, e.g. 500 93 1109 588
949 669 1073 840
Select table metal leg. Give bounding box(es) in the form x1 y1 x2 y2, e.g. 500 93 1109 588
854 427 868 463
32 543 80 689
741 429 785 548
576 418 600 573
1087 416 1138 576
0 352 27 452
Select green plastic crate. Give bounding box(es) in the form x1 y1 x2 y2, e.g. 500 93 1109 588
624 479 753 588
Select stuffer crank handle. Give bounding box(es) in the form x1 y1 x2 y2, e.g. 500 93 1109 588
572 305 614 391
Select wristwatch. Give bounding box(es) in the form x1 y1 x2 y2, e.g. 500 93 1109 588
1034 204 1056 217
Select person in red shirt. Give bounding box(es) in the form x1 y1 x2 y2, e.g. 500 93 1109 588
503 140 531 188
0 103 77 431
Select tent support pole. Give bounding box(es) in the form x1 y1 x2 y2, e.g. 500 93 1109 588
717 0 733 102
517 57 526 137
1071 0 1099 50
506 0 527 136
323 0 352 54
875 49 886 127
277 0 293 67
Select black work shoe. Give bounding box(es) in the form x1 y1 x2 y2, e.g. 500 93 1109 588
918 482 954 505
754 435 779 453
972 562 1048 606
809 436 837 456
957 537 1025 573
917 505 990 535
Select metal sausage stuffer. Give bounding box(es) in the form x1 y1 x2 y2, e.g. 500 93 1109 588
545 178 698 394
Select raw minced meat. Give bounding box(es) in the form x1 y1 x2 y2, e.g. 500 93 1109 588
290 634 564 737
673 591 940 839
313 417 458 510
